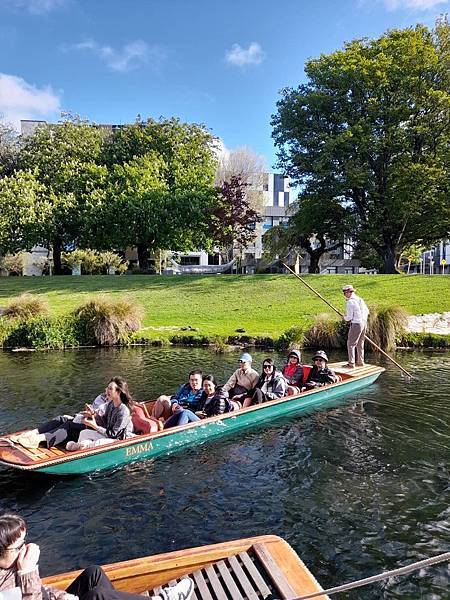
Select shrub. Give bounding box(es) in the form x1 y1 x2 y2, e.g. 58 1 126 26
276 325 307 350
397 332 450 349
0 315 79 349
98 251 129 275
62 249 87 270
74 296 143 345
367 305 409 352
1 253 24 275
304 313 346 349
3 293 49 320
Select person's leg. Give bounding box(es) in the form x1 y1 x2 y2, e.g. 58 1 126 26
66 566 114 597
355 326 366 365
347 323 362 366
177 409 200 425
151 396 172 420
68 566 194 600
37 416 71 434
163 411 183 429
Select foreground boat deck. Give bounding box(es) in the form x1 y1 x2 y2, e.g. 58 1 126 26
0 362 384 474
43 535 329 599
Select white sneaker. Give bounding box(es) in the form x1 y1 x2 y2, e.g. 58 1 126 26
159 577 194 600
66 441 81 451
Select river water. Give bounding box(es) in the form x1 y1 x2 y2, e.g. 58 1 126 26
0 347 449 599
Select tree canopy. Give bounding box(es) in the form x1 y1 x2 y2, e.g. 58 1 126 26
272 18 450 273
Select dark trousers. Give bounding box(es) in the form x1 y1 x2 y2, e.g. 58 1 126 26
38 416 86 447
249 388 266 405
66 566 145 600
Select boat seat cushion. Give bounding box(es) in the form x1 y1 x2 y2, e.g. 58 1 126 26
132 406 161 435
302 365 312 380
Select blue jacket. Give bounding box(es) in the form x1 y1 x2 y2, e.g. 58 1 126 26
171 383 204 411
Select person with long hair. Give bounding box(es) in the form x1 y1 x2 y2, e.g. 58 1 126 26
66 378 134 451
242 359 287 408
0 512 193 600
16 378 132 451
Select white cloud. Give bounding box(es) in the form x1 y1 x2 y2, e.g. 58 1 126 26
71 38 166 72
1 0 68 14
225 42 265 67
381 0 448 10
0 73 60 129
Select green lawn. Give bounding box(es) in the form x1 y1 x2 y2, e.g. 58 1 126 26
0 274 449 341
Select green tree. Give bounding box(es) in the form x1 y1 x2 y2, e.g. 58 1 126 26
19 115 108 273
101 117 218 266
0 170 50 254
263 190 354 273
272 18 450 273
0 123 20 178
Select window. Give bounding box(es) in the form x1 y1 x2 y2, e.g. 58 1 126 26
179 256 200 265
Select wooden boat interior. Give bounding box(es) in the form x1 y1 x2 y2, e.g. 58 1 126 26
43 535 329 599
0 362 383 469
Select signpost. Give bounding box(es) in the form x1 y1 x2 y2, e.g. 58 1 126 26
441 258 446 275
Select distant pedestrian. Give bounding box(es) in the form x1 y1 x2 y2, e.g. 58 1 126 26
342 284 369 368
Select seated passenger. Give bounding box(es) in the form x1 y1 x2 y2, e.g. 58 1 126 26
222 353 259 403
242 359 287 408
66 378 134 451
0 511 194 600
151 369 203 421
304 351 338 389
12 378 120 449
282 349 304 395
163 374 232 428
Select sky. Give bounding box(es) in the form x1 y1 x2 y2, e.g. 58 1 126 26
0 0 448 171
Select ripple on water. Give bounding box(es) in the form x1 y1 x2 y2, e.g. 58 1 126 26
0 347 449 598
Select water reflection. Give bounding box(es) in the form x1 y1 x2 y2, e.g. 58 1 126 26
0 347 449 598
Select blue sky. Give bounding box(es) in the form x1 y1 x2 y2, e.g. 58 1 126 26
0 0 447 170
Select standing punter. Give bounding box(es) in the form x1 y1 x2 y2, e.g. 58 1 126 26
342 284 369 368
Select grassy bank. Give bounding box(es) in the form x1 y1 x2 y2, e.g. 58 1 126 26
0 274 449 347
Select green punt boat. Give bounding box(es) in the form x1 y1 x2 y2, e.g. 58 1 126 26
0 362 384 476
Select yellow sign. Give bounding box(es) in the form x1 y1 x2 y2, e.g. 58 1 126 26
125 441 153 457
441 259 446 266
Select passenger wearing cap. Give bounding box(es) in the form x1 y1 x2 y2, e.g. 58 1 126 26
342 284 369 368
222 353 259 405
282 349 304 395
305 351 338 389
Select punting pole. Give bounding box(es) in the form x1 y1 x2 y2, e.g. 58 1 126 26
282 263 413 378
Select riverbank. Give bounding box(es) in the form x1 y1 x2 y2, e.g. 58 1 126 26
0 274 449 348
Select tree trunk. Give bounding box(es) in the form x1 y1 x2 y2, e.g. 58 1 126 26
381 246 398 274
308 251 321 274
52 238 63 275
137 244 150 270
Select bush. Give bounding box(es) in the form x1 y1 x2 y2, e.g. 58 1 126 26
304 313 346 349
276 325 307 350
397 332 450 349
0 253 24 275
98 251 128 274
74 296 143 345
367 305 409 352
0 315 80 349
3 293 49 320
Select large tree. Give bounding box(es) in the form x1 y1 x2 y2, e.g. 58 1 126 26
272 18 450 273
19 115 108 273
263 188 355 273
101 117 218 267
0 170 50 254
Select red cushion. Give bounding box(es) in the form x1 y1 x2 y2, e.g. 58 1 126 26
302 365 312 380
132 406 160 434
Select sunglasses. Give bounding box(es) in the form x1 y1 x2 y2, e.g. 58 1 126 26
263 364 273 369
6 537 26 553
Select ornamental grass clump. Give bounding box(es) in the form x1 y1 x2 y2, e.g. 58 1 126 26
74 296 143 346
3 293 49 320
305 313 346 349
366 306 409 352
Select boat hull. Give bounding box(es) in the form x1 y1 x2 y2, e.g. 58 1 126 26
0 365 383 475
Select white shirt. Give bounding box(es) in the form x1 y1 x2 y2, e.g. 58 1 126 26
344 293 369 325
